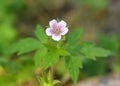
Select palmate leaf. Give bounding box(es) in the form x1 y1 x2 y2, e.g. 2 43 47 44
34 50 59 70
34 42 69 70
66 28 111 83
5 38 40 55
35 24 48 43
80 44 111 60
66 56 82 83
34 43 59 69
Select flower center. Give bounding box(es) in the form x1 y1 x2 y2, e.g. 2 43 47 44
54 28 61 34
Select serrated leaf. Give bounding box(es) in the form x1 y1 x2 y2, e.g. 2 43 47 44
4 41 19 54
44 51 59 69
67 28 83 45
66 56 82 83
80 44 111 60
18 38 40 55
34 49 59 70
35 24 47 43
5 38 40 55
34 45 47 69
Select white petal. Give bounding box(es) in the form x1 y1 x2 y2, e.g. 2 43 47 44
58 20 67 28
61 27 68 35
52 34 61 41
46 28 53 36
49 19 58 29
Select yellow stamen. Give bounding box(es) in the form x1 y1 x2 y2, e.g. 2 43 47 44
54 28 61 34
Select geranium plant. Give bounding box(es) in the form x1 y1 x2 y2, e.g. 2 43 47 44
6 19 111 86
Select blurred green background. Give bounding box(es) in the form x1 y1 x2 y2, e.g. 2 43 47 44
0 0 120 86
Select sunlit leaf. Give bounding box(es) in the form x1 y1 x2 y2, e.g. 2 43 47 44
66 56 82 83
34 45 47 69
80 44 111 60
44 51 59 69
35 24 48 43
5 38 40 55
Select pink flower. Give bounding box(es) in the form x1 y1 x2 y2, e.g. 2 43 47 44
46 19 69 41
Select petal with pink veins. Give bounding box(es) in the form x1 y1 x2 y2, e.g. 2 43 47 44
52 34 61 41
46 28 53 36
49 19 58 29
58 20 67 28
61 27 68 35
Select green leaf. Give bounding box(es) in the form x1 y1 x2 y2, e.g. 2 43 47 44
57 48 70 56
0 57 8 66
66 56 82 83
34 45 47 69
98 34 119 52
4 61 23 73
67 28 83 45
79 0 108 9
4 42 19 54
34 48 59 70
18 38 40 55
80 44 111 60
44 51 59 69
35 24 47 43
5 38 40 55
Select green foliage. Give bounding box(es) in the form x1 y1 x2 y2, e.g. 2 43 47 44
66 56 82 83
38 71 60 86
0 64 34 86
16 65 34 84
4 61 23 73
6 38 40 55
0 0 112 84
17 38 40 55
35 25 48 43
0 0 17 51
67 28 83 45
65 28 111 83
34 45 47 69
0 75 17 86
98 34 119 52
4 25 111 84
80 44 111 60
81 58 108 77
0 0 33 85
98 33 120 73
79 0 108 9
